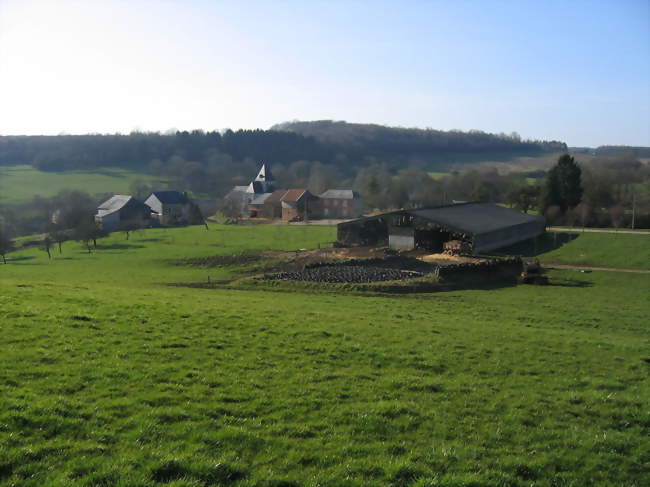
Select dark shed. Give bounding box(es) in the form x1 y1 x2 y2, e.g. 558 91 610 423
337 202 545 254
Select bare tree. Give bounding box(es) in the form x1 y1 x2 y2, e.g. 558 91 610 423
543 205 562 226
575 202 592 230
609 204 625 231
220 192 248 220
42 235 52 259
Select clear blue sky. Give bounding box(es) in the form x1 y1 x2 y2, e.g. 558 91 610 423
0 0 648 146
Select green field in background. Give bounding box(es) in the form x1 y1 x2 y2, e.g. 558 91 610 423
0 165 167 205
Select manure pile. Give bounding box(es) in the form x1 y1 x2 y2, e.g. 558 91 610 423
260 265 424 283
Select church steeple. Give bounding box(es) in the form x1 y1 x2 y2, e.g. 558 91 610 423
246 162 275 194
254 163 273 183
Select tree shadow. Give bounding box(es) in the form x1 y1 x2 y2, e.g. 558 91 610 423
97 243 145 250
5 256 35 262
546 278 593 288
135 237 163 243
494 232 580 257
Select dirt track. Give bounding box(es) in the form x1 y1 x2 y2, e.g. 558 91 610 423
547 264 650 274
548 227 649 235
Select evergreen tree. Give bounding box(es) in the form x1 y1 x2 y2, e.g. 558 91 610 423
543 154 583 212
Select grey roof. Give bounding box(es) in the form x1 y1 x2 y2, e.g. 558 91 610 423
98 194 133 211
149 191 190 204
339 202 543 236
97 195 147 217
408 203 543 235
250 193 273 205
320 189 360 199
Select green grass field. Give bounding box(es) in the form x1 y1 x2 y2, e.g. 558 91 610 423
1 225 648 486
0 165 167 205
501 232 650 270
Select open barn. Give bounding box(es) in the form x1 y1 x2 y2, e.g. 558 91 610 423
337 202 545 254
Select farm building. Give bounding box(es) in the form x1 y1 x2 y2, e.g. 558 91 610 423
95 195 152 231
145 191 192 225
319 189 363 218
249 188 323 221
337 202 545 254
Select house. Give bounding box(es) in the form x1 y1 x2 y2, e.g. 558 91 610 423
280 189 319 221
249 189 286 219
319 189 363 218
337 202 545 254
95 195 152 231
249 188 319 220
145 191 192 225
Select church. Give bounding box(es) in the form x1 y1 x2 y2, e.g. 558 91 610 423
227 163 363 221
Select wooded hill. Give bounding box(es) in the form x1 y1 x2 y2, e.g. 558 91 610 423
272 120 566 161
0 121 566 174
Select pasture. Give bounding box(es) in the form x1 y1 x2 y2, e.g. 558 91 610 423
1 225 648 486
0 165 166 205
501 231 650 270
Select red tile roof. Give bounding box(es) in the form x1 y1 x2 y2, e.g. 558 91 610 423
265 189 288 203
280 189 308 202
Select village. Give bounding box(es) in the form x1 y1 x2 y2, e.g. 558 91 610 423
91 162 549 288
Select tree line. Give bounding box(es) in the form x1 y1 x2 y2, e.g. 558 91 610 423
0 121 564 175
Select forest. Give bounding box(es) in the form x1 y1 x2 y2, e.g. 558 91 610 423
0 121 565 174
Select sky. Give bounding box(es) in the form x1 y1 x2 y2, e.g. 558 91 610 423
0 0 648 146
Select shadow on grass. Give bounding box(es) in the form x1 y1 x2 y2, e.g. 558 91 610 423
546 278 593 288
98 243 146 250
494 232 580 258
135 238 163 243
5 256 35 262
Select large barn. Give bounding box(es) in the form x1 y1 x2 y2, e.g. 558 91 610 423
337 202 545 254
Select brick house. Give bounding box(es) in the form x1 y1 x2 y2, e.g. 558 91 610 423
319 189 363 218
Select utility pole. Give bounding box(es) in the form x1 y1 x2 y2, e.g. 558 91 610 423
631 192 636 229
304 196 309 224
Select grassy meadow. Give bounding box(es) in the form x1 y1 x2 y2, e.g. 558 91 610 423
501 231 650 270
0 165 167 205
1 225 649 486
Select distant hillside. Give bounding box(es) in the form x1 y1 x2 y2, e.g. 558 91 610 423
594 146 650 158
0 121 566 175
272 120 567 161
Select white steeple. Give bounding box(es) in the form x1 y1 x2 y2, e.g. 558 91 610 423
246 163 275 194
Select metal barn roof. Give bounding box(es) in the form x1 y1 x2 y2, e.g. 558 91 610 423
409 203 543 235
339 202 543 236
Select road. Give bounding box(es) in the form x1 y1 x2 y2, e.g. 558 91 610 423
546 264 650 274
548 227 649 235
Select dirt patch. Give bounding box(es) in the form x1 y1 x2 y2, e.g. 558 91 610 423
420 253 485 265
259 265 424 283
